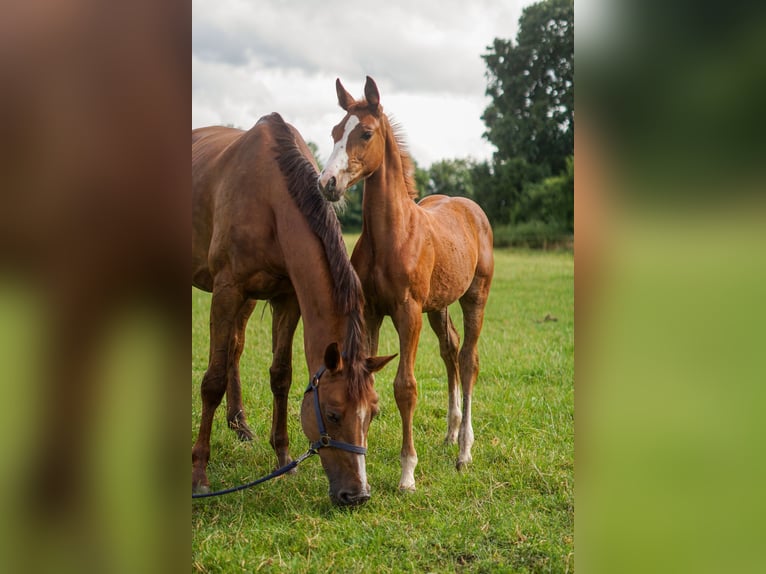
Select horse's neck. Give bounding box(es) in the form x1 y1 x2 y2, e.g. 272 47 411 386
280 230 346 367
362 132 414 240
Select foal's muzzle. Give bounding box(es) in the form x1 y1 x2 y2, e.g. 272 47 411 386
318 176 342 202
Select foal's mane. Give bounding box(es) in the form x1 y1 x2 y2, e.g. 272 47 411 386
387 116 420 201
261 113 369 400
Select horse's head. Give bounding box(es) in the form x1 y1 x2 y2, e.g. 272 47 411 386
300 342 395 507
318 76 387 201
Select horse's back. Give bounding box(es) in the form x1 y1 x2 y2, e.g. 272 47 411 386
193 127 238 289
192 115 314 293
192 124 267 290
418 194 493 251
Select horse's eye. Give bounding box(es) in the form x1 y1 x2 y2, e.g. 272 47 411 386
327 412 341 424
361 131 373 141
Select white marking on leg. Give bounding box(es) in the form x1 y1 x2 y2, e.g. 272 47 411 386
457 394 474 468
318 115 359 188
399 453 418 491
445 386 462 444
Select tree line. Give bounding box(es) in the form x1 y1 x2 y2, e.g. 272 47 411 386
324 0 573 248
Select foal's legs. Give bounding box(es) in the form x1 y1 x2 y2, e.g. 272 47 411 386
226 298 256 440
427 309 462 444
456 283 490 470
364 308 384 355
268 294 301 469
391 303 423 491
192 283 247 493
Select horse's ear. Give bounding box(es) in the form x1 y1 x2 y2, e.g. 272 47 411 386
336 78 354 111
324 342 344 373
364 76 381 114
365 354 397 376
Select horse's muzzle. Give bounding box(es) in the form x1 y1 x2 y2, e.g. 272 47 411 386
331 487 371 507
318 176 342 202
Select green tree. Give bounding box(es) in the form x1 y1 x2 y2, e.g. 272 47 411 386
471 158 546 226
481 0 573 175
517 155 573 231
426 159 475 198
336 181 364 230
413 160 429 200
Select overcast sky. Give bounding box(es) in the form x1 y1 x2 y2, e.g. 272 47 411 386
192 0 534 167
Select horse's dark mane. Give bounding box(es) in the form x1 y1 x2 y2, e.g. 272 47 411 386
261 113 369 401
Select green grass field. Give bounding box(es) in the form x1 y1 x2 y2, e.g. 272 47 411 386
192 245 574 573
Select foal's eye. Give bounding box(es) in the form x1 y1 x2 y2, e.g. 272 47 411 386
361 131 373 141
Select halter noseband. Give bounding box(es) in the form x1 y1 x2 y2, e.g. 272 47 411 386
304 365 368 455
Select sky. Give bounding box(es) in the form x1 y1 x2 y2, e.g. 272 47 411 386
192 0 534 168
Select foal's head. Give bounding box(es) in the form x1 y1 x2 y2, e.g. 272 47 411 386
300 342 394 507
318 76 390 201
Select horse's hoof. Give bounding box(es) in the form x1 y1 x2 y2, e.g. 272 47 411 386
455 458 471 471
398 483 416 493
235 428 254 441
192 483 210 495
228 419 254 441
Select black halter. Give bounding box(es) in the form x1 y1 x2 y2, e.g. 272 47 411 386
304 365 368 455
192 364 367 499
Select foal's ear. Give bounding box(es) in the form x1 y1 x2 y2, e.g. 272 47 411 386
336 78 355 111
323 342 344 373
364 76 381 114
365 354 397 375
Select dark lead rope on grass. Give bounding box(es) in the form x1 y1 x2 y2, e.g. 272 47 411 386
192 448 317 499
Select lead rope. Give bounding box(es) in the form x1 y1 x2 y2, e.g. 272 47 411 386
192 447 317 499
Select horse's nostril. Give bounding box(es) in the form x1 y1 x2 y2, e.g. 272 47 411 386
319 176 337 199
338 490 352 505
336 489 370 507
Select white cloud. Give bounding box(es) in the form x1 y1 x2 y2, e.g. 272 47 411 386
192 0 532 166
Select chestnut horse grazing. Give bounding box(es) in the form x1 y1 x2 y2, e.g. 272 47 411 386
319 78 494 491
192 113 394 506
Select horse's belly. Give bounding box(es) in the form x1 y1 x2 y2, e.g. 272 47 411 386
423 282 470 311
242 272 293 300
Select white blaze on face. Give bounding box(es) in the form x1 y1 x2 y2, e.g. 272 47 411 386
319 115 359 188
355 402 369 488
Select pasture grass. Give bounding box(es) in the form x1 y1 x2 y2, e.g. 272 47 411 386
192 244 573 573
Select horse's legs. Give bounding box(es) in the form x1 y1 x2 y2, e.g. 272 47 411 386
456 282 490 470
391 303 423 491
226 299 256 440
427 309 462 444
192 283 245 493
364 307 384 355
268 294 301 469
